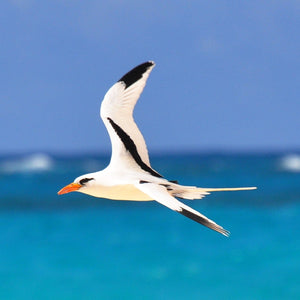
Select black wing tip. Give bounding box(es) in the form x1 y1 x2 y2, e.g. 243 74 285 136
118 61 155 89
179 207 230 237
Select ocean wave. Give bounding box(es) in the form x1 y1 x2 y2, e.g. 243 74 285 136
279 154 300 172
0 153 54 174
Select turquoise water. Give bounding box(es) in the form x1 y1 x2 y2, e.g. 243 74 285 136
0 153 299 299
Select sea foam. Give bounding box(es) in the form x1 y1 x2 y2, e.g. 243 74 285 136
0 153 53 174
279 154 300 172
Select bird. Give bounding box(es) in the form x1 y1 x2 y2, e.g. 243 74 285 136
58 61 256 236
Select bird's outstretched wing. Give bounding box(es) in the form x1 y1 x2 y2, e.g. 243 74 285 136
100 62 156 171
136 182 230 237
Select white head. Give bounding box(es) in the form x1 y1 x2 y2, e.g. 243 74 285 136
57 174 96 195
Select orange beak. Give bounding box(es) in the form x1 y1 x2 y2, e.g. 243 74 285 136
57 183 82 195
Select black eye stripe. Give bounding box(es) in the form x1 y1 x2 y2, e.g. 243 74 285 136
79 178 94 185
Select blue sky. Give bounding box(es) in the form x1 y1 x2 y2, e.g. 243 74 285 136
1 1 299 154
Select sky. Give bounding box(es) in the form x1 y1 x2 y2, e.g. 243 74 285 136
1 0 299 154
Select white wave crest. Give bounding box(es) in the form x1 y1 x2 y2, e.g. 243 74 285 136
0 153 53 173
279 154 300 172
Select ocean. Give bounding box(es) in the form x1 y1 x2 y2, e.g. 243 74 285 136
0 152 299 299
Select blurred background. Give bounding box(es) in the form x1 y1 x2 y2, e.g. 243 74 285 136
0 1 299 299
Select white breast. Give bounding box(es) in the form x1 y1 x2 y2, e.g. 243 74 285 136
79 184 154 201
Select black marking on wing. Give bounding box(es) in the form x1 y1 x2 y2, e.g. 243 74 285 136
139 180 149 184
118 61 154 89
179 207 230 236
107 117 163 178
169 180 178 184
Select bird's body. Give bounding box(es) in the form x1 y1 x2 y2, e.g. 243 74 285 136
58 61 256 236
73 168 155 201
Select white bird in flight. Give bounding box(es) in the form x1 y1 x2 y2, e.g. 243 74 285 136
58 61 256 236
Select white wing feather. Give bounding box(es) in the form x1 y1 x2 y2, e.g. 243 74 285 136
100 62 155 167
136 182 230 236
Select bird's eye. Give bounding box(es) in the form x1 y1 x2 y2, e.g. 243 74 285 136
79 178 94 185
